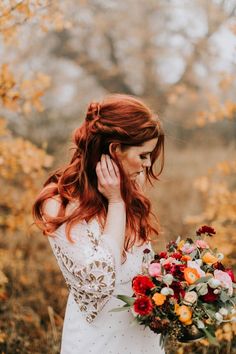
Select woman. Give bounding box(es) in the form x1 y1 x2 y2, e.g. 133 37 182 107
33 94 165 353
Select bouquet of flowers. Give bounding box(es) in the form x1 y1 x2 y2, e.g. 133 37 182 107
113 226 236 347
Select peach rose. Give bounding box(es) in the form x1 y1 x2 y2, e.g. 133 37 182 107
202 252 218 265
175 305 192 324
152 293 166 306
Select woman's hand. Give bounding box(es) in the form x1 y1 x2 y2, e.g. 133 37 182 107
96 154 123 203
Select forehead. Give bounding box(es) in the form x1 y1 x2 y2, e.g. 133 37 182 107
127 138 158 154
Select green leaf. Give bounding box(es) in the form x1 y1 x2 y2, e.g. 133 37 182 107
190 249 198 259
201 328 220 346
220 291 230 303
109 304 130 312
194 275 212 285
188 284 196 291
116 294 136 306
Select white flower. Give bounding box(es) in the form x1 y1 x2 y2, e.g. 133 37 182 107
187 260 205 277
213 289 220 294
163 274 174 286
215 312 223 323
176 236 181 244
216 252 224 261
197 320 205 329
219 308 228 316
208 278 221 289
231 308 236 315
161 287 174 296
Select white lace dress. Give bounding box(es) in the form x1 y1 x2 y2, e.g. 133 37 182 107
48 216 165 354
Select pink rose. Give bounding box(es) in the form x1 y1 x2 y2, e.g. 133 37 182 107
225 268 235 282
181 243 196 254
196 240 209 249
148 262 162 277
214 270 233 296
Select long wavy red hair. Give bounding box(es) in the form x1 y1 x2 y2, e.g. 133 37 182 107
32 94 164 252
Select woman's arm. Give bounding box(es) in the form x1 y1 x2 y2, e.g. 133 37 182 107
96 154 126 265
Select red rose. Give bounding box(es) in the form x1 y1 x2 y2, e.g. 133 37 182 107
196 225 216 236
132 275 155 295
170 264 186 280
163 263 172 272
159 252 168 259
133 296 153 316
225 268 235 282
171 252 182 260
170 281 186 300
213 262 225 271
201 287 218 303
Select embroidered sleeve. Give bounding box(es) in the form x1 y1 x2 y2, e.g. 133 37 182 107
48 221 117 323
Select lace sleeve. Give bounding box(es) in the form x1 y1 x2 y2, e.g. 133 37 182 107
48 219 118 323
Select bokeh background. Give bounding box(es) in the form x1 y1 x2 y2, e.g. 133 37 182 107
0 0 235 353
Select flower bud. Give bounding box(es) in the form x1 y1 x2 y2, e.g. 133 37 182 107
197 320 205 329
215 312 223 323
216 253 224 261
161 287 174 296
163 274 173 286
208 278 221 289
213 289 220 294
219 308 228 316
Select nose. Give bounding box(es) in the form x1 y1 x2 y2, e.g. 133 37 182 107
142 156 151 168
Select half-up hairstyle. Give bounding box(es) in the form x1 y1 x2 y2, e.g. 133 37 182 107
32 94 165 253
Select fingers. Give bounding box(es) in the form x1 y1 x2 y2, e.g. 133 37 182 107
105 155 120 179
95 162 106 185
101 154 120 179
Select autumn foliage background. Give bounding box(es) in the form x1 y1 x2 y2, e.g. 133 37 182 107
0 1 235 353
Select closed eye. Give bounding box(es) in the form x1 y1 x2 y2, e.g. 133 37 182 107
140 154 149 160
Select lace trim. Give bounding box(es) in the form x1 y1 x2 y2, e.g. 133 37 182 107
50 228 116 323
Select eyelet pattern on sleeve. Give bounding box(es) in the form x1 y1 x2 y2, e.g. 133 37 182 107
49 222 116 323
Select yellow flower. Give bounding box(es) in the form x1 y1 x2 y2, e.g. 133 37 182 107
177 240 185 251
202 252 218 265
184 267 200 284
152 293 166 306
176 305 192 324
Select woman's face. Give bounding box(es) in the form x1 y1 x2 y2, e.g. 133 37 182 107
115 138 158 180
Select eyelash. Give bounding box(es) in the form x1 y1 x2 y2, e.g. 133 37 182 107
140 155 148 160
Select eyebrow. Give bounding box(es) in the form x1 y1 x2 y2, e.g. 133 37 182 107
140 151 152 155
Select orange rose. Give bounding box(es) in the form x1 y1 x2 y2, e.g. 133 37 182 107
202 252 218 265
152 293 166 306
184 267 200 284
181 255 191 262
176 305 192 324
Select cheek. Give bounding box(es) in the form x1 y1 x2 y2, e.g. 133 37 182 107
127 155 141 168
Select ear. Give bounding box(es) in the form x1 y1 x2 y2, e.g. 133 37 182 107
109 143 122 158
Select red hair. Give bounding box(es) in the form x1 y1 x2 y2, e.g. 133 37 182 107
32 94 164 252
